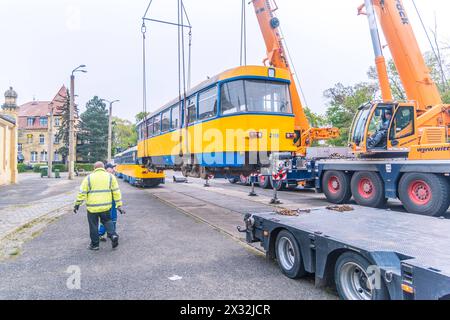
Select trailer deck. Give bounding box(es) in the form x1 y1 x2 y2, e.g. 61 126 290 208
247 207 450 300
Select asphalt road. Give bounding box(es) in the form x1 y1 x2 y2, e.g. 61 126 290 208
0 173 80 210
0 181 336 300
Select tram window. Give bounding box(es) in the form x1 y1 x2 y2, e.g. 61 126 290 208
221 80 246 115
187 97 197 124
153 114 161 135
161 110 171 132
198 87 218 120
245 80 292 114
146 118 153 137
171 104 180 129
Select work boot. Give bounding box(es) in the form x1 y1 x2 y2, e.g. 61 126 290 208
88 244 100 251
111 235 119 249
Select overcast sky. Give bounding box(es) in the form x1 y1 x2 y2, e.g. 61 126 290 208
1 0 449 121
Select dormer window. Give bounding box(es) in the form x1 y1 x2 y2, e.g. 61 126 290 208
27 117 34 126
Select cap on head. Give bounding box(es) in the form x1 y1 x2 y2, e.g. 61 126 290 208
105 163 115 170
94 161 105 169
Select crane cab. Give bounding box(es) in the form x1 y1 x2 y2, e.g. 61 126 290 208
349 102 420 157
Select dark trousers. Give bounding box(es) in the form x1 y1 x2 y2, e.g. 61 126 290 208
87 211 117 246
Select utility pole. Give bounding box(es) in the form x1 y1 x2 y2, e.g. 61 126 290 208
103 99 120 163
47 103 54 178
68 65 87 180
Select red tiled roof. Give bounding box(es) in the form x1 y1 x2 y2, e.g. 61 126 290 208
18 85 67 130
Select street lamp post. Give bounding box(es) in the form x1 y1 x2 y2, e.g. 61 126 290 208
68 65 87 180
102 99 120 163
47 102 54 178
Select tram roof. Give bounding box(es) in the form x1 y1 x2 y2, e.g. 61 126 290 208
114 146 137 159
137 65 291 126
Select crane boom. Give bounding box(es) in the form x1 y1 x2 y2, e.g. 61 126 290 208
251 0 338 153
371 0 442 111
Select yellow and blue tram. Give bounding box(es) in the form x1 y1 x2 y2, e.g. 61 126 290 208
113 146 165 188
137 65 297 178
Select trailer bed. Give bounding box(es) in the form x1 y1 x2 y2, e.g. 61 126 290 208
248 207 450 299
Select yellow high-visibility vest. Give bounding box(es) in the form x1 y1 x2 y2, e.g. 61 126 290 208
75 168 123 213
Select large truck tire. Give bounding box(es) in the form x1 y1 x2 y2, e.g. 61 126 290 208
398 173 450 217
322 171 352 204
351 171 387 208
275 230 306 279
335 252 390 300
258 175 272 189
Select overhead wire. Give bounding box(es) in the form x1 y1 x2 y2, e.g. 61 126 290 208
411 0 448 90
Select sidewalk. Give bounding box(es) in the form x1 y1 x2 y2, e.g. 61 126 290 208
0 192 76 241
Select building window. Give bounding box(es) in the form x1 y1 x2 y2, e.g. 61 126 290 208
40 117 48 127
54 117 61 126
18 144 23 152
39 134 45 145
31 152 38 162
54 152 60 162
54 134 60 144
40 151 48 162
27 117 34 127
27 134 33 144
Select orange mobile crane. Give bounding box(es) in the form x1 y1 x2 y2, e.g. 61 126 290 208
252 0 339 156
315 0 450 216
248 0 450 216
353 0 450 159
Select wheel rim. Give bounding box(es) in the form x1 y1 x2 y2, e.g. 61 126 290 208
328 176 340 194
339 262 373 300
408 180 432 205
277 237 296 271
259 176 266 186
358 178 375 199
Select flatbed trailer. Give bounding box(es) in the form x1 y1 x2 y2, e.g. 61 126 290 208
243 207 450 300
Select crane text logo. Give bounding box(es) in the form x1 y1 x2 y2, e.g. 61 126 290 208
395 0 409 25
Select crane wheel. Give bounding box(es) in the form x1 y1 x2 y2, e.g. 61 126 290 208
351 172 387 208
258 175 271 189
398 173 450 217
322 171 352 204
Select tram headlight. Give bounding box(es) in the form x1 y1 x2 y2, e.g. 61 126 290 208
286 133 295 139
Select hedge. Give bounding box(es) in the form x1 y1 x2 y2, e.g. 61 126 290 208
52 164 68 172
75 164 94 172
17 163 29 173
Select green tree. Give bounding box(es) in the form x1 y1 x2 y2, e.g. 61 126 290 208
135 111 150 123
112 117 137 154
78 97 109 163
55 89 80 163
324 82 378 146
304 106 326 128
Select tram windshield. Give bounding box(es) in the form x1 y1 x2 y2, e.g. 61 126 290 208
221 79 292 115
